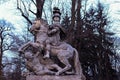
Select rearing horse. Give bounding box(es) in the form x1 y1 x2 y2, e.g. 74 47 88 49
19 19 85 79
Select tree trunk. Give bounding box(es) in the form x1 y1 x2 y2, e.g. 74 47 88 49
0 36 3 79
36 0 45 18
75 0 82 49
67 0 76 43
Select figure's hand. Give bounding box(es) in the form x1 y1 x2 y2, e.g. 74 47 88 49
47 29 58 36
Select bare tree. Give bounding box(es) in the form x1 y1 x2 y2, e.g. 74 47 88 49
0 19 15 79
17 0 45 25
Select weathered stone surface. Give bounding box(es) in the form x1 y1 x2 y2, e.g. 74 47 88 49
26 75 81 80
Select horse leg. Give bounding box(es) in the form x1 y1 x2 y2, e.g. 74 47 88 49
43 40 51 58
18 41 32 53
19 42 40 53
56 53 71 75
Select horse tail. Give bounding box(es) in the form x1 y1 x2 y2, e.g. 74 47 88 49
74 48 81 75
74 48 86 80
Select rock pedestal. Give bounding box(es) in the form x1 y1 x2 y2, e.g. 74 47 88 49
26 75 81 80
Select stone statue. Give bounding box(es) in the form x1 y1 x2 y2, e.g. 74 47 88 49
18 7 86 80
43 7 66 59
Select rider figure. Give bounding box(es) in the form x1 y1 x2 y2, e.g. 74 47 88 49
43 7 66 58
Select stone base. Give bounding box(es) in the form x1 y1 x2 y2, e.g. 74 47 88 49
26 75 81 80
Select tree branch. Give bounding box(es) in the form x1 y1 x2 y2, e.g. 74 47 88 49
29 9 36 15
31 0 36 6
17 7 32 25
22 13 32 25
21 0 28 16
17 0 32 25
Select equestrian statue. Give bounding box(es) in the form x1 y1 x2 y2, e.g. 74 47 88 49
18 7 86 80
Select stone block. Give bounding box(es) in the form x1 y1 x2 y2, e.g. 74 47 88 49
26 75 81 80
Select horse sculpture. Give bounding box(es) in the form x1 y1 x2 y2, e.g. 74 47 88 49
19 18 85 79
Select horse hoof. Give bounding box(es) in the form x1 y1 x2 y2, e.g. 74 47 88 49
18 49 24 54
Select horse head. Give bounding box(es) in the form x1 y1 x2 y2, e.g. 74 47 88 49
30 18 48 34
